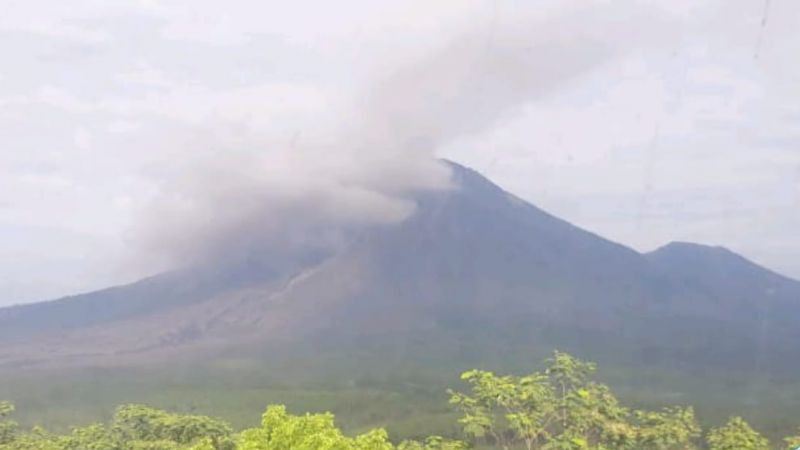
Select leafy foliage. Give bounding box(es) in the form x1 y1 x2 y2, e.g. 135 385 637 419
237 404 394 450
0 403 462 450
448 351 701 450
1 351 795 449
0 404 234 450
633 406 700 450
707 417 770 450
0 402 17 446
112 404 235 449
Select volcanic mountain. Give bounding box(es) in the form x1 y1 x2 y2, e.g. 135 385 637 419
1 161 799 378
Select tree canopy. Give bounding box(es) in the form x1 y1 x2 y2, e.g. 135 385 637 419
707 417 770 450
448 351 699 450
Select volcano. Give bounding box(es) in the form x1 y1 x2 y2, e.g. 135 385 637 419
2 161 799 383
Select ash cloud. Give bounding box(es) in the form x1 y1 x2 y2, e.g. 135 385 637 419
136 0 668 269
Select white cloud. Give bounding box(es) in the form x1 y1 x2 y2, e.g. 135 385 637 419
116 64 173 88
73 127 92 150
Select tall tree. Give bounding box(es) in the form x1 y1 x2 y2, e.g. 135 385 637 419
449 351 642 450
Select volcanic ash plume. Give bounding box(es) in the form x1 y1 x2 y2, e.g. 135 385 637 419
136 0 665 269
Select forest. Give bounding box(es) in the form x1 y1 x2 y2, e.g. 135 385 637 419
1 352 798 450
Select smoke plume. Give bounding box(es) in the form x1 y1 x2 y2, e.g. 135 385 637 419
136 0 666 269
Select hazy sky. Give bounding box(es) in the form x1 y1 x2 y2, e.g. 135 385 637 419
1 0 799 306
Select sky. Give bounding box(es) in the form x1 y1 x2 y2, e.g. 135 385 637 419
1 0 799 306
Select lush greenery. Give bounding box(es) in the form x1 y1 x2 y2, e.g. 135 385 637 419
0 402 461 450
2 352 798 450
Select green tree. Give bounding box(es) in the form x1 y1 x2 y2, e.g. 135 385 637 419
238 404 395 450
545 351 596 430
707 417 769 450
449 368 554 450
62 423 116 450
112 404 234 450
541 351 635 450
634 407 700 450
3 407 235 450
0 426 63 450
450 351 640 450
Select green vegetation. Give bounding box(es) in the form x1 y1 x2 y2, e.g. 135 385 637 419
0 402 460 450
0 402 17 446
1 352 796 449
